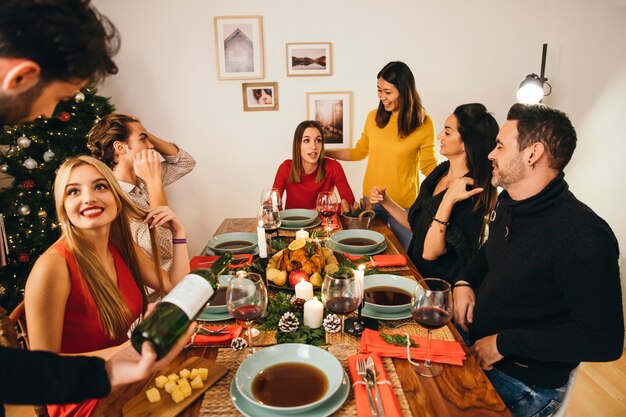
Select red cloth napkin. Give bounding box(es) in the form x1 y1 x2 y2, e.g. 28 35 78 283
190 254 252 270
187 324 242 346
342 254 407 267
347 353 403 417
359 329 466 366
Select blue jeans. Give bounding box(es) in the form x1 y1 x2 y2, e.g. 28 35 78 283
364 198 412 250
455 326 567 417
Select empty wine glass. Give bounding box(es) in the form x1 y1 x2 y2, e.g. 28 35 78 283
257 204 281 253
408 278 453 377
321 268 362 359
316 191 338 239
260 187 283 211
226 271 268 361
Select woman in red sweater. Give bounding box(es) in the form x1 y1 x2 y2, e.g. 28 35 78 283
273 120 355 209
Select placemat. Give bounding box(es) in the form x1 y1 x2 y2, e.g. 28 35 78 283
198 348 413 417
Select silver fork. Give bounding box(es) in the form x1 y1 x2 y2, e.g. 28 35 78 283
366 356 385 417
356 357 378 417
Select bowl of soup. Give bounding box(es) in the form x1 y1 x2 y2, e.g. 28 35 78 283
329 229 385 254
202 275 233 313
206 232 258 254
235 343 344 413
279 209 319 228
363 274 418 314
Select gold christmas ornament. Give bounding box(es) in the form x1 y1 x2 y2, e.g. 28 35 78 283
38 210 47 218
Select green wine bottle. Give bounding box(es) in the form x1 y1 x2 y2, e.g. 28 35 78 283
131 252 234 358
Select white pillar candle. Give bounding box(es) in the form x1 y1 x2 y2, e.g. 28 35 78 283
294 280 314 301
257 221 267 258
304 297 324 328
355 264 366 296
295 229 309 240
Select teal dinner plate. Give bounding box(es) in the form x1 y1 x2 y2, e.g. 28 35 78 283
329 229 385 253
279 216 322 230
235 344 344 413
230 371 349 417
362 303 411 320
205 246 259 257
196 309 233 322
363 274 418 314
325 239 386 256
280 209 319 228
206 232 258 254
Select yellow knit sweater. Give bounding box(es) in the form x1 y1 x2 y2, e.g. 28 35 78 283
349 110 437 208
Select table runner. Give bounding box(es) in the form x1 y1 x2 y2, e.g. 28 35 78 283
198 348 413 417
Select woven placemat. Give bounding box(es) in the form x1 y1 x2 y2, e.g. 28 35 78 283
198 347 413 417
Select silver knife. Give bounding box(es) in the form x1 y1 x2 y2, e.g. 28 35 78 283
367 356 385 417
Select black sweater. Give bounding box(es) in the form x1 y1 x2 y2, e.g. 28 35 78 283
407 161 485 283
0 346 111 416
462 174 624 388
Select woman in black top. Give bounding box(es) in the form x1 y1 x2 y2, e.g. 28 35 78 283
370 103 498 283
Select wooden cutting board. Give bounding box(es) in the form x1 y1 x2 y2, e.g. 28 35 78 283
122 356 228 417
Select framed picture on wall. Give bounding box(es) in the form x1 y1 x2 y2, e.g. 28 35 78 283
286 42 332 76
214 16 264 80
306 91 352 147
242 82 278 111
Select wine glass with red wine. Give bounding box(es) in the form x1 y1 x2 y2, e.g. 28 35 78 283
226 271 268 360
321 268 363 359
316 191 338 239
409 278 453 377
257 204 282 253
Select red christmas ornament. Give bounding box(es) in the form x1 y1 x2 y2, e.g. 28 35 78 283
20 179 35 190
18 253 29 263
58 111 71 122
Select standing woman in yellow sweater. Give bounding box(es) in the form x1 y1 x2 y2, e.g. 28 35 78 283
326 61 437 248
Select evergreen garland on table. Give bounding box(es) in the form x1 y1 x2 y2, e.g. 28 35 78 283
0 88 114 311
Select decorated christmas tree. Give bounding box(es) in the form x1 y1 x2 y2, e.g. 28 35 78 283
0 88 115 311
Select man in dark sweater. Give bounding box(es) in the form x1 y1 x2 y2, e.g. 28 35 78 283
453 103 624 417
0 1 195 415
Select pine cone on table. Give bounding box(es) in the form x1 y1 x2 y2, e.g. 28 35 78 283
323 314 341 333
278 312 299 333
230 337 248 351
290 296 306 312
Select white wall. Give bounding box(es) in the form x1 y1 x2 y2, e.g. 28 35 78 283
93 0 626 331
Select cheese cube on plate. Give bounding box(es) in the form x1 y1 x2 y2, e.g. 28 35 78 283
198 367 208 381
163 380 177 394
180 383 192 398
171 388 185 404
190 376 203 389
145 387 161 403
154 375 168 389
167 373 179 382
179 368 191 380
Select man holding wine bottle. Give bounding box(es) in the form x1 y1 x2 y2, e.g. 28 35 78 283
453 103 624 417
0 1 195 415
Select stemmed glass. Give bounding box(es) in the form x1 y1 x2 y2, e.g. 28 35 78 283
226 271 268 361
408 278 453 377
316 191 338 239
257 204 281 254
321 269 363 359
259 187 283 211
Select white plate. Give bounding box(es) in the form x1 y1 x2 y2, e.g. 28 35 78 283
205 246 259 257
325 239 387 256
206 232 258 254
279 216 322 230
361 303 411 320
230 371 350 417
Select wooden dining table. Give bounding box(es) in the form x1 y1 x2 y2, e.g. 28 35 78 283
95 217 512 417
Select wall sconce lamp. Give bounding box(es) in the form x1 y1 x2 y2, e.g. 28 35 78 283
516 43 552 104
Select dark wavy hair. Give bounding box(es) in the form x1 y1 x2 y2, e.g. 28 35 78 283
453 103 499 215
0 0 119 84
375 61 426 138
290 120 325 183
87 114 137 169
507 103 577 171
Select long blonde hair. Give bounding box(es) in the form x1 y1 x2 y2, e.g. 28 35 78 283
54 155 161 339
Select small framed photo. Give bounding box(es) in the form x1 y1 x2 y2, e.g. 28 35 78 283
286 42 332 76
306 91 352 147
243 82 279 111
214 16 264 80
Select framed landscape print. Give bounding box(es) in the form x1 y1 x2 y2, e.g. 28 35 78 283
214 16 264 80
306 91 352 147
286 42 332 76
242 82 278 111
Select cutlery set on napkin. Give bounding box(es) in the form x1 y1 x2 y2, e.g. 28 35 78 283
187 324 242 347
341 253 407 268
348 353 402 417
